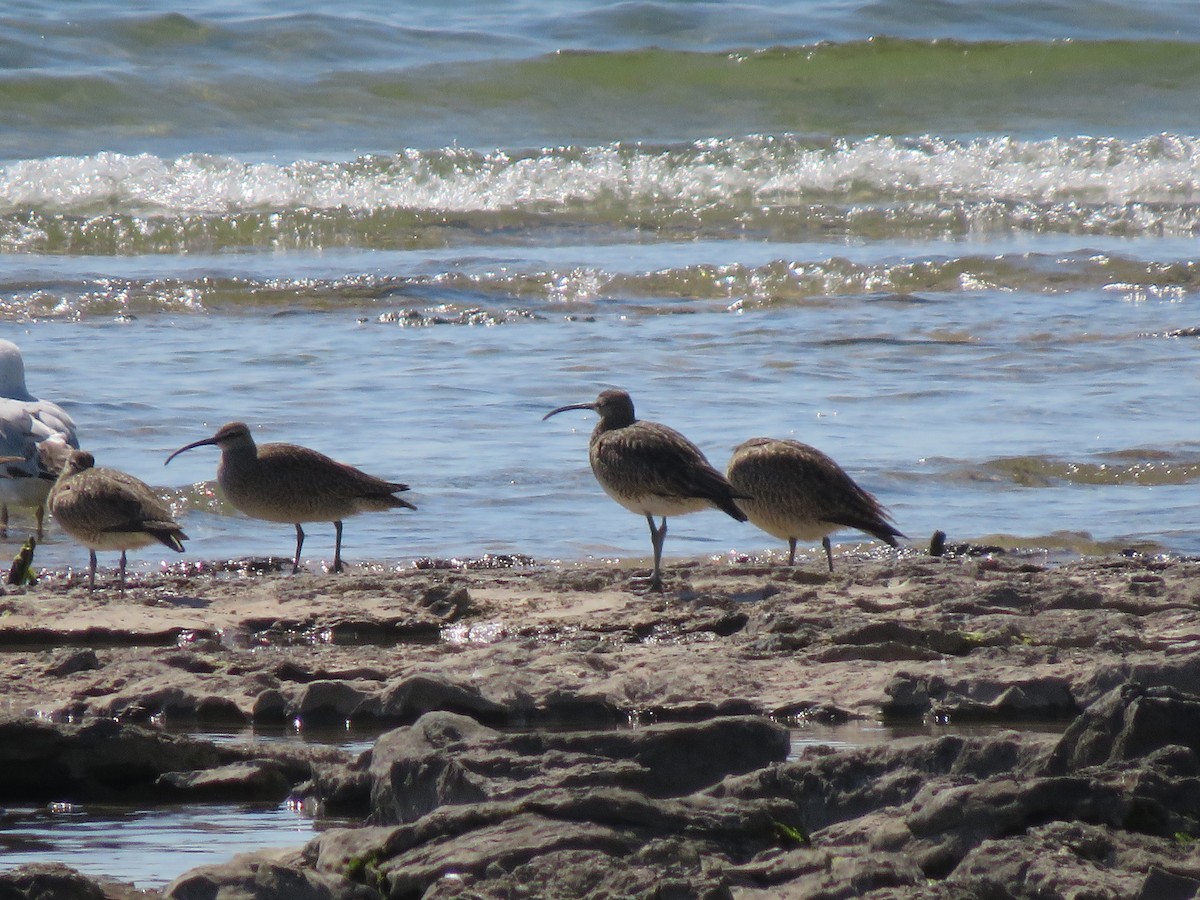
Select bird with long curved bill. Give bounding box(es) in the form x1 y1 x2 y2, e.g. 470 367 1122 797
544 389 747 592
165 422 416 574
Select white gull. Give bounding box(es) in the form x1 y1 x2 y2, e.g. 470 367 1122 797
0 340 80 536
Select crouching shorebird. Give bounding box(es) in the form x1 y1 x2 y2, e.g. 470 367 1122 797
165 422 416 574
0 340 80 537
544 389 747 592
48 450 187 591
726 437 903 571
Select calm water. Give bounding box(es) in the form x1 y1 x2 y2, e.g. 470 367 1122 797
3 0 1200 578
0 800 342 888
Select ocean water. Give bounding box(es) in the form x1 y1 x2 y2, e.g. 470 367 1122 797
3 0 1200 576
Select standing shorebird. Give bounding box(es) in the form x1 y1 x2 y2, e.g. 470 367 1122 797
0 340 80 537
544 389 747 591
48 450 188 591
165 422 416 574
726 437 903 571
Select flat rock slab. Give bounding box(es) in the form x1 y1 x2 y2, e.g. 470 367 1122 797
2 554 1200 730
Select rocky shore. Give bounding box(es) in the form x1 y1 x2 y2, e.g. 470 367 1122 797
2 551 1200 898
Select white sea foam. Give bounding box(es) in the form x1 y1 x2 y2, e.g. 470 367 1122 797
2 135 1198 218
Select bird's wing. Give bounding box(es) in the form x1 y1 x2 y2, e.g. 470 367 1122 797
27 400 79 447
0 404 38 479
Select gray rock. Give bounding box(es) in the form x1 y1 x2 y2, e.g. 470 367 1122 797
374 673 508 725
903 775 1127 876
723 845 926 899
712 733 1049 834
0 863 126 900
43 649 100 677
312 787 797 899
1139 866 1200 900
1046 683 1200 774
294 680 372 727
157 759 292 802
881 671 1077 721
165 851 373 900
947 821 1198 900
366 711 791 825
0 717 221 802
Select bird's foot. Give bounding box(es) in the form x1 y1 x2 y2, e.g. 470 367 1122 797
629 573 666 594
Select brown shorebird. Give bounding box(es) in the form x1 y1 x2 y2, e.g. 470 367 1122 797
0 340 80 538
544 389 747 591
48 450 187 591
165 422 416 574
726 437 903 571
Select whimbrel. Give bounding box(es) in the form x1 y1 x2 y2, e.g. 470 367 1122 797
48 450 187 591
0 340 80 537
726 437 903 570
165 422 416 574
544 389 747 591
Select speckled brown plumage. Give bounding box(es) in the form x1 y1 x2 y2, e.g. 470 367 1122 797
49 449 187 591
545 389 746 591
726 437 902 570
166 422 415 574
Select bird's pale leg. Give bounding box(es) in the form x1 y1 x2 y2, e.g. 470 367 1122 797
645 514 667 592
333 520 344 573
88 549 97 592
118 550 127 592
292 524 305 574
788 537 797 566
823 536 834 572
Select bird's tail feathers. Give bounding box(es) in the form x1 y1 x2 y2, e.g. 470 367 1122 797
148 527 188 553
718 496 749 523
829 515 904 547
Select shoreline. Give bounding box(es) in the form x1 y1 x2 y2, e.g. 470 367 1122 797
3 550 1200 897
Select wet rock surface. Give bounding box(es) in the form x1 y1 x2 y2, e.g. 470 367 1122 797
2 553 1200 896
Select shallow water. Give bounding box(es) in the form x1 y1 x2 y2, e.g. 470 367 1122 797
0 800 346 888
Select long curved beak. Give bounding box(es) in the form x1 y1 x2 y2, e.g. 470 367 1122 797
542 402 596 421
165 436 219 466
